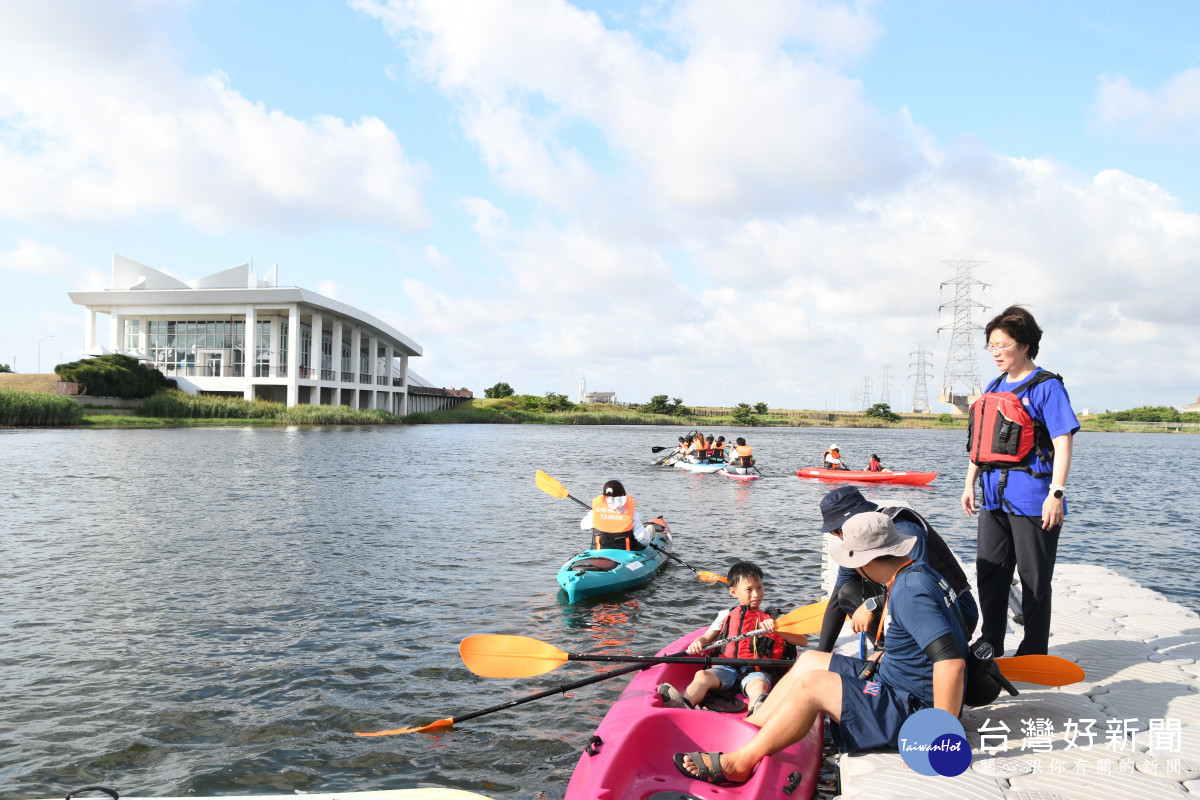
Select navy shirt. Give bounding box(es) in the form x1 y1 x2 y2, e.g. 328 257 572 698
978 368 1079 516
876 563 968 709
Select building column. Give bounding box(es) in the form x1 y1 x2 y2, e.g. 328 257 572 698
108 313 121 352
383 344 394 413
368 335 379 409
350 327 362 409
244 306 257 400
309 311 323 405
139 316 149 357
399 354 409 416
83 307 96 352
287 305 300 407
331 319 343 405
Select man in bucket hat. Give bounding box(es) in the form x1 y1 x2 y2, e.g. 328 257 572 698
673 512 968 783
816 486 978 652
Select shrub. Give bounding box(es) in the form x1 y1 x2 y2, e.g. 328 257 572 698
754 402 769 414
0 389 84 426
640 394 690 416
731 403 757 425
484 381 515 399
864 403 901 423
55 354 174 399
936 413 955 425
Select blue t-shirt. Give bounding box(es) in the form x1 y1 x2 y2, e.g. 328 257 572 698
876 563 968 709
978 368 1080 516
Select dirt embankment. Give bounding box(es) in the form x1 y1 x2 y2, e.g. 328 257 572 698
0 374 59 393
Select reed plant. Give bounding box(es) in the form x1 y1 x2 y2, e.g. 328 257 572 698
0 389 84 427
280 404 396 425
139 389 398 425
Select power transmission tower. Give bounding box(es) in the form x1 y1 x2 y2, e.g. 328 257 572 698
878 365 892 406
937 261 989 414
858 377 872 411
909 342 934 413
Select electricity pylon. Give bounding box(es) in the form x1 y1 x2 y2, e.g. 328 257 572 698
937 261 988 414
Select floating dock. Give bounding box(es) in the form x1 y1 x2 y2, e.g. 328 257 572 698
830 562 1200 799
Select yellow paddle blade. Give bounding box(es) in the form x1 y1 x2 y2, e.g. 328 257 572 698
460 634 571 678
775 599 830 636
354 717 454 736
534 469 569 499
997 655 1085 686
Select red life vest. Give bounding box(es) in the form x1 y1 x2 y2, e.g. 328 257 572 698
967 370 1061 475
866 458 882 472
717 605 786 664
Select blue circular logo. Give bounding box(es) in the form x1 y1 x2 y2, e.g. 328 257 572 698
897 708 972 776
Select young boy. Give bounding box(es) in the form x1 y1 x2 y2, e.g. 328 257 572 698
657 562 807 714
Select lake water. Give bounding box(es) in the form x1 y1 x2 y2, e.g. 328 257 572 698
2 424 1197 799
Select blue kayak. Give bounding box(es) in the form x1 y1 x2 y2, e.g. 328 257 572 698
556 524 671 603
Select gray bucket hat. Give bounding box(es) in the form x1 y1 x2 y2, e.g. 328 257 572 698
830 511 916 568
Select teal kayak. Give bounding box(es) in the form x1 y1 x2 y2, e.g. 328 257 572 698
556 524 671 603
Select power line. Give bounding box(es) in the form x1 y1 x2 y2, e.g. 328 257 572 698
878 364 892 406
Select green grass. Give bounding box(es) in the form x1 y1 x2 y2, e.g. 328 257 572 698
0 389 84 427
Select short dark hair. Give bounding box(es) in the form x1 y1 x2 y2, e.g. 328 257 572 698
735 437 746 446
603 479 626 497
985 304 1043 360
727 561 764 588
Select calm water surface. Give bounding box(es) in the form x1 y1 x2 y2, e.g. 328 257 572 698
1 424 1197 799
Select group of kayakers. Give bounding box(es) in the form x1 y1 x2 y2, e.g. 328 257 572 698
670 432 756 472
822 443 890 473
577 304 1080 787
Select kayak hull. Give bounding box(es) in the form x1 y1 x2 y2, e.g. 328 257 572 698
556 530 671 603
795 467 937 485
718 468 760 481
564 628 822 799
674 460 726 473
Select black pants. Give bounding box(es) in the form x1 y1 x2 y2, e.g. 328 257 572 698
817 576 884 652
976 508 1060 656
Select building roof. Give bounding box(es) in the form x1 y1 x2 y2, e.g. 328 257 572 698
68 255 422 357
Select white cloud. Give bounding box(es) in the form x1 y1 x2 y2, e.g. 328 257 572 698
1094 69 1200 142
0 238 81 274
0 1 430 230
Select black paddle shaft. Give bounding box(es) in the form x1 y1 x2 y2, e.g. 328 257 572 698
451 651 687 725
567 653 795 669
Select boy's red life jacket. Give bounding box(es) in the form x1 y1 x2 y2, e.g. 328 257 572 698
967 370 1062 475
717 605 786 665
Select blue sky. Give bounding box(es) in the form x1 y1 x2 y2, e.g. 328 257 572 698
2 0 1198 412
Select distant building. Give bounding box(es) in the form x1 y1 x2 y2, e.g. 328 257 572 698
1182 397 1200 413
582 391 617 404
68 255 429 414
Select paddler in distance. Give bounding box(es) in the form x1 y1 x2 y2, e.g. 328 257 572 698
823 444 850 470
580 479 651 551
727 437 755 474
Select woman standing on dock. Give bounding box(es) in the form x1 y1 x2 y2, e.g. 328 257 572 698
962 305 1079 657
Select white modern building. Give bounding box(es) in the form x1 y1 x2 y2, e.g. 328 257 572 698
68 255 426 415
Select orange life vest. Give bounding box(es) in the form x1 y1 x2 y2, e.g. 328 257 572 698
591 495 635 534
735 444 753 467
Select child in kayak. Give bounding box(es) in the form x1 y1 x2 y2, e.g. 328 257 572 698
657 562 806 714
866 454 891 473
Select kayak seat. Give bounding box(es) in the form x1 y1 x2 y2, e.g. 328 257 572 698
571 557 621 573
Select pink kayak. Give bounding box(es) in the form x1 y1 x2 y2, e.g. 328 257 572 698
718 467 761 481
564 628 822 799
795 467 937 485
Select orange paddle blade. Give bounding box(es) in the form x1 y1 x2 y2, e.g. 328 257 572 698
354 717 454 736
997 655 1085 686
697 571 729 584
460 634 570 678
775 599 830 636
534 470 569 499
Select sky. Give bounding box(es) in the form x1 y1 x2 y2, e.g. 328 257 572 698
1 0 1198 413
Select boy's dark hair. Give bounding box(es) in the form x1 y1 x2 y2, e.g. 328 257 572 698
727 561 764 588
985 304 1043 360
735 437 746 446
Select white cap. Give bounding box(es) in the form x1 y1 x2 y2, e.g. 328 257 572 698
829 443 840 451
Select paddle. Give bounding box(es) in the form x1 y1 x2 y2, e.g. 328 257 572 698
460 631 1085 687
651 446 674 453
534 469 728 583
461 634 801 678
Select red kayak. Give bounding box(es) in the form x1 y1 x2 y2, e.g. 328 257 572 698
795 467 937 485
